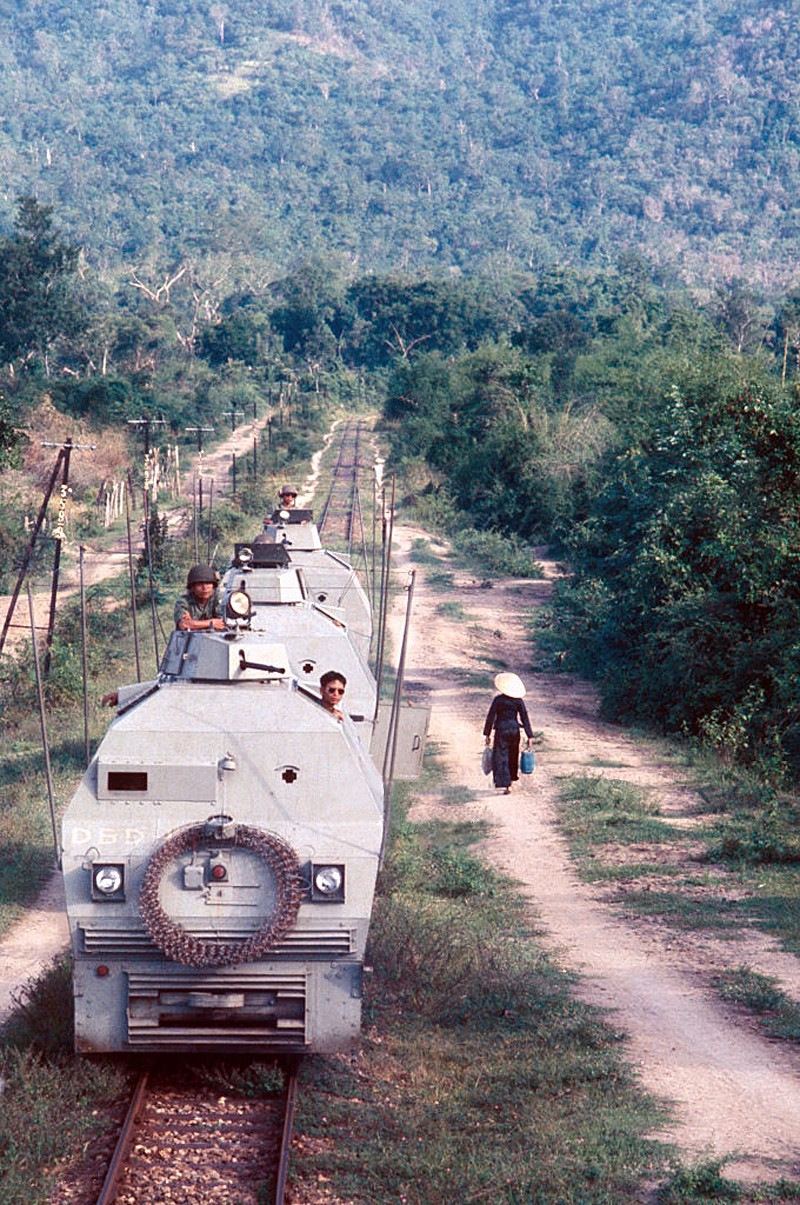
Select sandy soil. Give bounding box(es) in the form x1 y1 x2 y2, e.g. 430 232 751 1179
390 524 800 1187
3 449 800 1190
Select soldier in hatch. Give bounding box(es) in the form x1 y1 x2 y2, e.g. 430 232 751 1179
173 563 225 632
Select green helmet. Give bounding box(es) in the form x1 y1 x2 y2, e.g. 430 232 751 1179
187 563 217 586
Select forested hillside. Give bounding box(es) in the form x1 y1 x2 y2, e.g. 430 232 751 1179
2 0 800 288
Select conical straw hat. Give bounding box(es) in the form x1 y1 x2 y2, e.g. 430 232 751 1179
494 672 526 699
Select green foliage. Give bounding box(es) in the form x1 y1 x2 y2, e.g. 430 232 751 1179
559 775 679 857
3 3 800 289
137 508 173 580
345 275 506 367
3 958 74 1054
555 382 800 782
0 198 84 371
451 527 542 577
715 967 800 1043
707 800 800 867
0 500 32 591
0 1020 129 1201
50 374 146 422
654 1158 743 1202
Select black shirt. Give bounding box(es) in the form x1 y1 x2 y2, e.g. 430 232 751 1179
483 694 533 739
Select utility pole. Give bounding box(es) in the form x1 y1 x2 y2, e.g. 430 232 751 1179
184 425 214 455
221 409 244 432
12 438 95 679
127 416 166 457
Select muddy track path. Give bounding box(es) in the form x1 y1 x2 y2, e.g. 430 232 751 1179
391 525 800 1188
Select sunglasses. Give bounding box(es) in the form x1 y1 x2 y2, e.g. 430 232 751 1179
324 686 345 695
281 492 297 498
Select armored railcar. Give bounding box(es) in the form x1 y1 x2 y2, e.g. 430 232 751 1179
219 540 377 727
262 510 372 662
61 628 384 1054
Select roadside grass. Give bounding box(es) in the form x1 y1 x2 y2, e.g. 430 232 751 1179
440 783 479 805
408 537 443 565
0 957 134 1201
401 508 544 580
426 568 455 590
617 890 744 931
735 882 800 957
559 773 685 861
585 862 687 883
715 966 800 1042
655 1159 800 1202
557 767 800 1064
435 599 468 621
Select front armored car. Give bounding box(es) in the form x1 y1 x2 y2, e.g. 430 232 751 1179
61 631 384 1055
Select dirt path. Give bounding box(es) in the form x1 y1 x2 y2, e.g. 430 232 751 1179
391 524 800 1187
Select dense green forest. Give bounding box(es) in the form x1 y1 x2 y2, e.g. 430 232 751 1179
2 0 800 288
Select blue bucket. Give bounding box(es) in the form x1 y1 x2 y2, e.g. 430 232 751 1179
520 749 535 775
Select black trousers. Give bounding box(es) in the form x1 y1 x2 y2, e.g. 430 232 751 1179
491 729 520 788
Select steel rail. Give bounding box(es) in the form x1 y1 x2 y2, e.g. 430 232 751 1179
273 1060 300 1205
317 420 351 535
96 1070 150 1205
345 421 362 556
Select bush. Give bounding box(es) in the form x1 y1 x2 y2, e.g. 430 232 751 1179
452 527 542 577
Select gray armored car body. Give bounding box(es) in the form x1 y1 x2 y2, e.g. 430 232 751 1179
61 630 384 1055
220 540 377 726
261 511 372 661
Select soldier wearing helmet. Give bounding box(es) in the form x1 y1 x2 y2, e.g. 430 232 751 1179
174 564 224 632
268 484 299 523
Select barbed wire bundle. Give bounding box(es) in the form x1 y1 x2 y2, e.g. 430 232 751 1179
139 822 303 968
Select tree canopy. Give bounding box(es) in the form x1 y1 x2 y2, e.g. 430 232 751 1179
2 2 800 287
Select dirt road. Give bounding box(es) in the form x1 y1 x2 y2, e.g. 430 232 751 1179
391 524 800 1187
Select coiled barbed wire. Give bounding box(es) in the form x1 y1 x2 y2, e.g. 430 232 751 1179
139 823 303 968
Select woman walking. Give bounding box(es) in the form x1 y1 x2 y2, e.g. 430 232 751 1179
483 672 534 794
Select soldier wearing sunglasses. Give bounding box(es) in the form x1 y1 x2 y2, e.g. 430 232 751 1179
319 670 347 720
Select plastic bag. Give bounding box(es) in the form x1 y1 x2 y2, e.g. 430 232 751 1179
520 748 535 774
481 746 493 775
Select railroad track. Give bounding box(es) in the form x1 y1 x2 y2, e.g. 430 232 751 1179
52 1060 300 1205
317 419 367 556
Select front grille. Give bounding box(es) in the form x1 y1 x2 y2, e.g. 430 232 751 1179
81 922 354 959
126 967 307 1049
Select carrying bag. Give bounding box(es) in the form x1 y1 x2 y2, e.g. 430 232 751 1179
520 748 535 775
481 746 493 776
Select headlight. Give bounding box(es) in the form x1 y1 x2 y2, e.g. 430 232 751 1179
311 864 345 902
92 863 125 901
227 589 251 619
315 866 342 894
